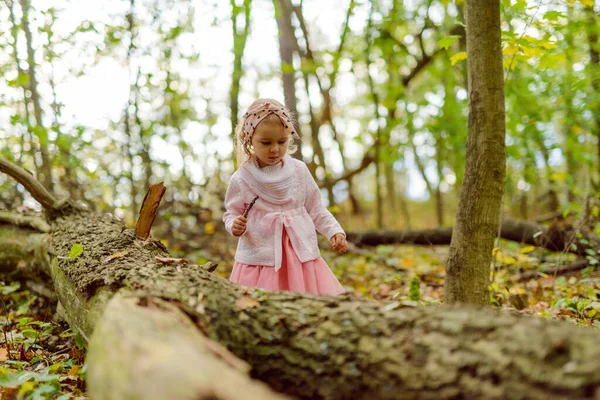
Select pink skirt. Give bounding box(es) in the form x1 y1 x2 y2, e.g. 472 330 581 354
229 229 345 295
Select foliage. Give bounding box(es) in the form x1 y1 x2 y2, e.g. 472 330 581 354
0 282 86 399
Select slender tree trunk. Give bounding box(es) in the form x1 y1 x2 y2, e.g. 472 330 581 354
135 67 153 191
444 0 506 306
19 0 53 192
230 0 253 168
533 134 560 212
7 0 33 191
384 162 397 213
398 191 412 229
291 0 358 210
586 5 600 178
365 9 383 229
273 0 302 160
123 0 139 217
44 13 80 201
563 6 577 203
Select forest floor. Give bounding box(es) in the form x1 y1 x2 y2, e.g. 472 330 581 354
1 232 599 399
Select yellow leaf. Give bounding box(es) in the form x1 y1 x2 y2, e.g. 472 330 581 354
503 256 517 265
551 171 568 182
450 52 467 65
204 221 216 235
522 46 537 57
401 258 416 268
538 41 557 50
68 365 81 376
580 0 594 6
503 44 521 56
570 125 583 134
520 245 536 254
103 250 129 263
328 205 341 213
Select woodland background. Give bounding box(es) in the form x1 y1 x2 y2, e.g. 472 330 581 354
1 0 600 398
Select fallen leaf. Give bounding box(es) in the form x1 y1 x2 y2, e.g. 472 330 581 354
103 250 129 263
155 256 189 264
67 365 81 376
235 296 260 310
18 344 33 361
0 347 8 361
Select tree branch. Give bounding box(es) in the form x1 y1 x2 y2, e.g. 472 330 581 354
0 157 58 210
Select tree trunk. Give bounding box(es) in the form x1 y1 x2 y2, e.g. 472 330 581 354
365 10 383 229
435 136 445 226
586 4 600 177
19 0 53 192
444 0 506 306
273 0 302 160
230 0 253 169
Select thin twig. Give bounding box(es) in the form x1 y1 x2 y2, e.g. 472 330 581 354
242 196 259 218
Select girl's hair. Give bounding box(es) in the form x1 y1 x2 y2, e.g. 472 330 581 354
235 98 298 167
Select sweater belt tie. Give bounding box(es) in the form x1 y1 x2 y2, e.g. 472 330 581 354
269 212 296 271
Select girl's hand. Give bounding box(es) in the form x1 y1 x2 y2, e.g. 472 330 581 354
232 216 247 236
330 233 348 253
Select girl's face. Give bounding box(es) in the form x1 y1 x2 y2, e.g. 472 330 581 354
251 119 291 168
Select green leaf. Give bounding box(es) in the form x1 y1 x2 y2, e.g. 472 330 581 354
409 275 421 301
281 62 295 74
543 11 565 22
520 245 536 254
450 52 467 65
75 330 85 349
28 382 60 398
21 329 39 339
1 282 21 295
69 243 83 259
554 298 566 308
438 35 461 51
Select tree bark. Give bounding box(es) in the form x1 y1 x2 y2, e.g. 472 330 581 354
585 4 600 177
273 0 302 160
444 0 506 306
4 157 600 399
365 9 384 229
230 0 253 168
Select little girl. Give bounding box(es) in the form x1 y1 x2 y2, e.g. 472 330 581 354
223 98 348 295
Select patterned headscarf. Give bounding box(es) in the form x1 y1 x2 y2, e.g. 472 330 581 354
242 101 298 144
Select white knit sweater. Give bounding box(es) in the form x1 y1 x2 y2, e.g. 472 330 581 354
223 155 345 270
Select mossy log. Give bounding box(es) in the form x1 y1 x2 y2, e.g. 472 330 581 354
3 156 600 399
0 223 50 282
36 211 600 399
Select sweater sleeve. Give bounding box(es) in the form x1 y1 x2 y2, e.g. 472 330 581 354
222 178 246 237
302 164 345 240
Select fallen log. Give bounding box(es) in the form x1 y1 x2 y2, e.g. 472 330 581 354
518 259 593 282
346 217 599 257
88 293 289 400
3 156 600 399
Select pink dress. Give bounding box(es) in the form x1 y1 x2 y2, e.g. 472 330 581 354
229 229 345 295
